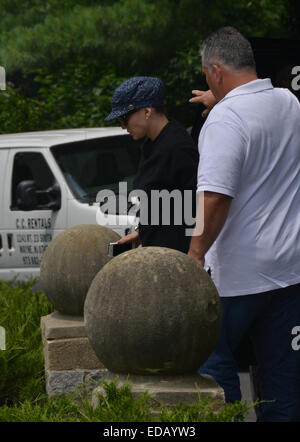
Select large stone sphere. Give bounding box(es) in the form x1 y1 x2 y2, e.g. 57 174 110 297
40 224 120 316
84 247 221 375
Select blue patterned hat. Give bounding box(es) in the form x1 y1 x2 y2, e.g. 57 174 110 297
106 76 165 121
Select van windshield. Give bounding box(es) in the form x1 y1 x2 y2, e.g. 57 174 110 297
51 135 141 203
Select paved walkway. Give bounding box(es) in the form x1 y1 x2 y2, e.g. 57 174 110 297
239 372 257 422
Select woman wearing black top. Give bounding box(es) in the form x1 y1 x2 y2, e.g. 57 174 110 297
105 76 198 253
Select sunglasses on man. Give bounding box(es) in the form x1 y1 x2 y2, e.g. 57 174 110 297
118 110 136 125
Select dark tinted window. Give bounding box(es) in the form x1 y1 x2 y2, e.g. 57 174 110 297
11 151 55 208
51 135 141 202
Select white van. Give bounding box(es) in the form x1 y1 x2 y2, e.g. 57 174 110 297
0 128 141 281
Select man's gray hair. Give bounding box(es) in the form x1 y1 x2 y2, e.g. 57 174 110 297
200 27 256 72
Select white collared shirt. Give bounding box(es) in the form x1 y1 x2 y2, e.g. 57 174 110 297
197 78 300 297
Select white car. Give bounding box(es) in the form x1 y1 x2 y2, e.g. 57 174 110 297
0 128 141 281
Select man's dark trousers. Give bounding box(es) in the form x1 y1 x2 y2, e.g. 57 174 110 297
198 283 300 422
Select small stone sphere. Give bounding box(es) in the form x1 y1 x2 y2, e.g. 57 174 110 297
84 247 221 375
40 224 120 316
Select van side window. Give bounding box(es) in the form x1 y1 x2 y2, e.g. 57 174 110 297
11 152 55 209
51 136 141 202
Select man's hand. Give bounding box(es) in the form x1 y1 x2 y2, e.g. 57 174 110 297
118 229 140 247
189 89 218 118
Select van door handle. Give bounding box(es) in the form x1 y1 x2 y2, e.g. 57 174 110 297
7 233 14 254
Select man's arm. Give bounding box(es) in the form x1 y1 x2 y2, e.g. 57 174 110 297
189 90 218 118
188 191 232 267
118 229 140 247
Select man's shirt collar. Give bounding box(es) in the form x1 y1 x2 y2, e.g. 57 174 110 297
220 78 274 103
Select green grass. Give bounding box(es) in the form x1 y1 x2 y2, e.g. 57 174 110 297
0 279 54 404
0 280 256 422
0 379 255 422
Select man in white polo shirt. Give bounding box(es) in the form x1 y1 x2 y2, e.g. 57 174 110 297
188 27 300 422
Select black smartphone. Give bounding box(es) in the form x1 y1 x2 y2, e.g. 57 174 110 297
108 242 133 257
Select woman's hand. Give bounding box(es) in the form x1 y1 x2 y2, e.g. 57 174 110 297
188 248 205 268
189 89 218 118
118 229 140 247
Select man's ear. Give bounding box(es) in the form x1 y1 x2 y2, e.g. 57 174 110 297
212 64 222 83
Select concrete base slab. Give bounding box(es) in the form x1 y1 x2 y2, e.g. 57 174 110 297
46 370 85 396
41 312 104 372
41 312 105 394
44 337 105 371
46 369 109 397
41 312 87 340
91 373 224 409
239 372 257 422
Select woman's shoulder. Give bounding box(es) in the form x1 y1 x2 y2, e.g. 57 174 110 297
165 119 196 148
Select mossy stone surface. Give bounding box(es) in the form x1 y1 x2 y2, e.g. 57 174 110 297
40 224 120 315
84 247 221 375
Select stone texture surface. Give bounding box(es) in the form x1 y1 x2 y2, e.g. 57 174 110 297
46 370 85 396
45 369 225 410
44 337 105 371
41 311 87 340
40 224 120 315
91 373 225 409
84 369 111 385
84 247 222 375
41 312 109 397
46 369 109 396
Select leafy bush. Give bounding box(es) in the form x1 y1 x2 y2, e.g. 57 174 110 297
163 48 206 127
0 0 292 134
0 1 175 75
33 64 124 129
0 66 124 133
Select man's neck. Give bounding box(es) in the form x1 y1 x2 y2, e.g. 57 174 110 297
222 71 258 99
